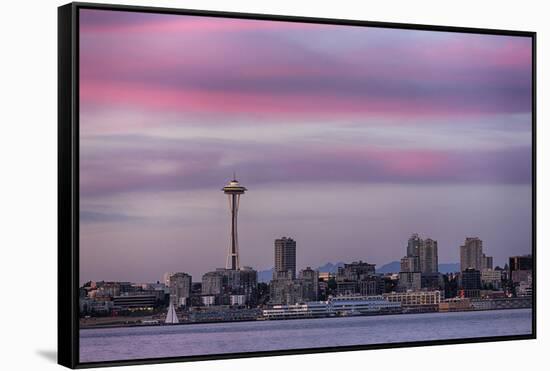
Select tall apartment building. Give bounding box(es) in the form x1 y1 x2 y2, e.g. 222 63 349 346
274 237 297 279
460 237 483 271
407 233 422 258
419 238 438 273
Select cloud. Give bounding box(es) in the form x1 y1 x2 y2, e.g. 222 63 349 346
79 134 531 198
80 210 144 223
79 9 532 119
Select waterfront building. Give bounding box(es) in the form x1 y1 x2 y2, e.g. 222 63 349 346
79 298 113 315
470 297 532 310
274 237 297 279
439 298 472 312
262 296 401 319
329 295 401 316
169 272 192 307
222 176 247 270
460 237 483 271
262 303 311 319
419 238 438 273
113 294 157 310
383 290 442 308
188 306 261 323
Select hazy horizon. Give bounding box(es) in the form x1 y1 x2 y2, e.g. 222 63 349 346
79 10 532 284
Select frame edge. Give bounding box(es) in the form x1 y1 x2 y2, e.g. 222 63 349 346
58 2 78 369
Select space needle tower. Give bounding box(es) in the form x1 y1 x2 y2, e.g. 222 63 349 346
222 175 247 270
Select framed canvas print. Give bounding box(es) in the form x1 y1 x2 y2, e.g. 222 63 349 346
58 2 536 368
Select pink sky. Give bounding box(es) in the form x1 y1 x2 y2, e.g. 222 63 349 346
79 9 533 283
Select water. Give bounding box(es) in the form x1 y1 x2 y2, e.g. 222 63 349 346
80 308 532 363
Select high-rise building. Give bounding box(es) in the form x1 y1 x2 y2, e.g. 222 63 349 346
274 237 297 279
460 237 483 271
407 233 422 258
419 238 438 273
400 234 439 290
169 272 192 307
222 176 247 270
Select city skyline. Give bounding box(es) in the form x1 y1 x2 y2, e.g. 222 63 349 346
79 9 532 284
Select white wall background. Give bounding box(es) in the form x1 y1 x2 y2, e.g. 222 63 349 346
0 0 547 369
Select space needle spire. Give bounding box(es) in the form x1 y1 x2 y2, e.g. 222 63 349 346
222 175 247 270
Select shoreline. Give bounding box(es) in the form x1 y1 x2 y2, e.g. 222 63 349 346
79 305 532 330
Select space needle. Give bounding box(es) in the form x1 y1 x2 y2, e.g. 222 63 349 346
222 174 247 270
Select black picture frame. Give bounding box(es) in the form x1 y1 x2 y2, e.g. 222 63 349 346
58 2 537 369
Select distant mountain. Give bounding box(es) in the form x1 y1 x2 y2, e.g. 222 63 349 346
257 269 273 283
257 262 345 283
317 262 345 273
376 261 460 274
376 261 400 274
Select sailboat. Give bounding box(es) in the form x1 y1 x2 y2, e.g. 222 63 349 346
165 302 179 324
